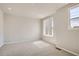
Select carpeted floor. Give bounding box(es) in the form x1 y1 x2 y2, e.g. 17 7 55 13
0 40 74 56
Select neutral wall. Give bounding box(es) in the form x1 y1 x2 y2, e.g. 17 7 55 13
53 4 79 55
0 9 4 47
4 14 41 44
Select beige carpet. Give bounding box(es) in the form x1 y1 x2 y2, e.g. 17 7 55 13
0 40 74 56
33 41 50 48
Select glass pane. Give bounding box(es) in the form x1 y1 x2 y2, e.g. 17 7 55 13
43 17 53 36
45 19 49 35
70 18 79 28
48 18 53 35
70 7 79 19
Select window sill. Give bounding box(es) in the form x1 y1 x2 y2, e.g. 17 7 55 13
43 35 53 37
68 27 79 31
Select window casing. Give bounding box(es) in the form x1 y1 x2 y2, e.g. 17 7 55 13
43 17 53 37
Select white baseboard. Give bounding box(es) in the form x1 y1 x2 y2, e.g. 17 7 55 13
42 37 79 56
4 39 39 45
42 39 56 46
56 45 79 56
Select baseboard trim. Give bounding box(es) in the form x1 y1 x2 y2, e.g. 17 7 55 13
42 38 79 56
4 39 39 45
42 39 56 46
56 45 79 56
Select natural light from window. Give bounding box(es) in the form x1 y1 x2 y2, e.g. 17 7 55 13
43 17 53 37
70 4 79 28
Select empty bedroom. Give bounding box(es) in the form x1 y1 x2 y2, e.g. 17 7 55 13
0 3 79 56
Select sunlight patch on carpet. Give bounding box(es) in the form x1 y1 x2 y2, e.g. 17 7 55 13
33 41 50 48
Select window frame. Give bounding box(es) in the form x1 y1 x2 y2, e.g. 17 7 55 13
68 4 79 30
43 17 53 37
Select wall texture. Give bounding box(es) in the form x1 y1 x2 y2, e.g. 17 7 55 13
42 4 79 55
4 14 41 44
53 4 79 55
0 9 4 47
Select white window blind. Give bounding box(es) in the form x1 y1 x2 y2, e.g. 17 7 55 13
70 4 79 28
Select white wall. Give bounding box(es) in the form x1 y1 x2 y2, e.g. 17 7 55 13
4 14 41 44
53 4 79 55
0 9 4 47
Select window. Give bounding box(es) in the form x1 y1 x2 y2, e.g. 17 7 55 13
43 17 53 37
70 4 79 28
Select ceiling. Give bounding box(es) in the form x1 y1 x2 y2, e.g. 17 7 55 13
0 3 68 19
